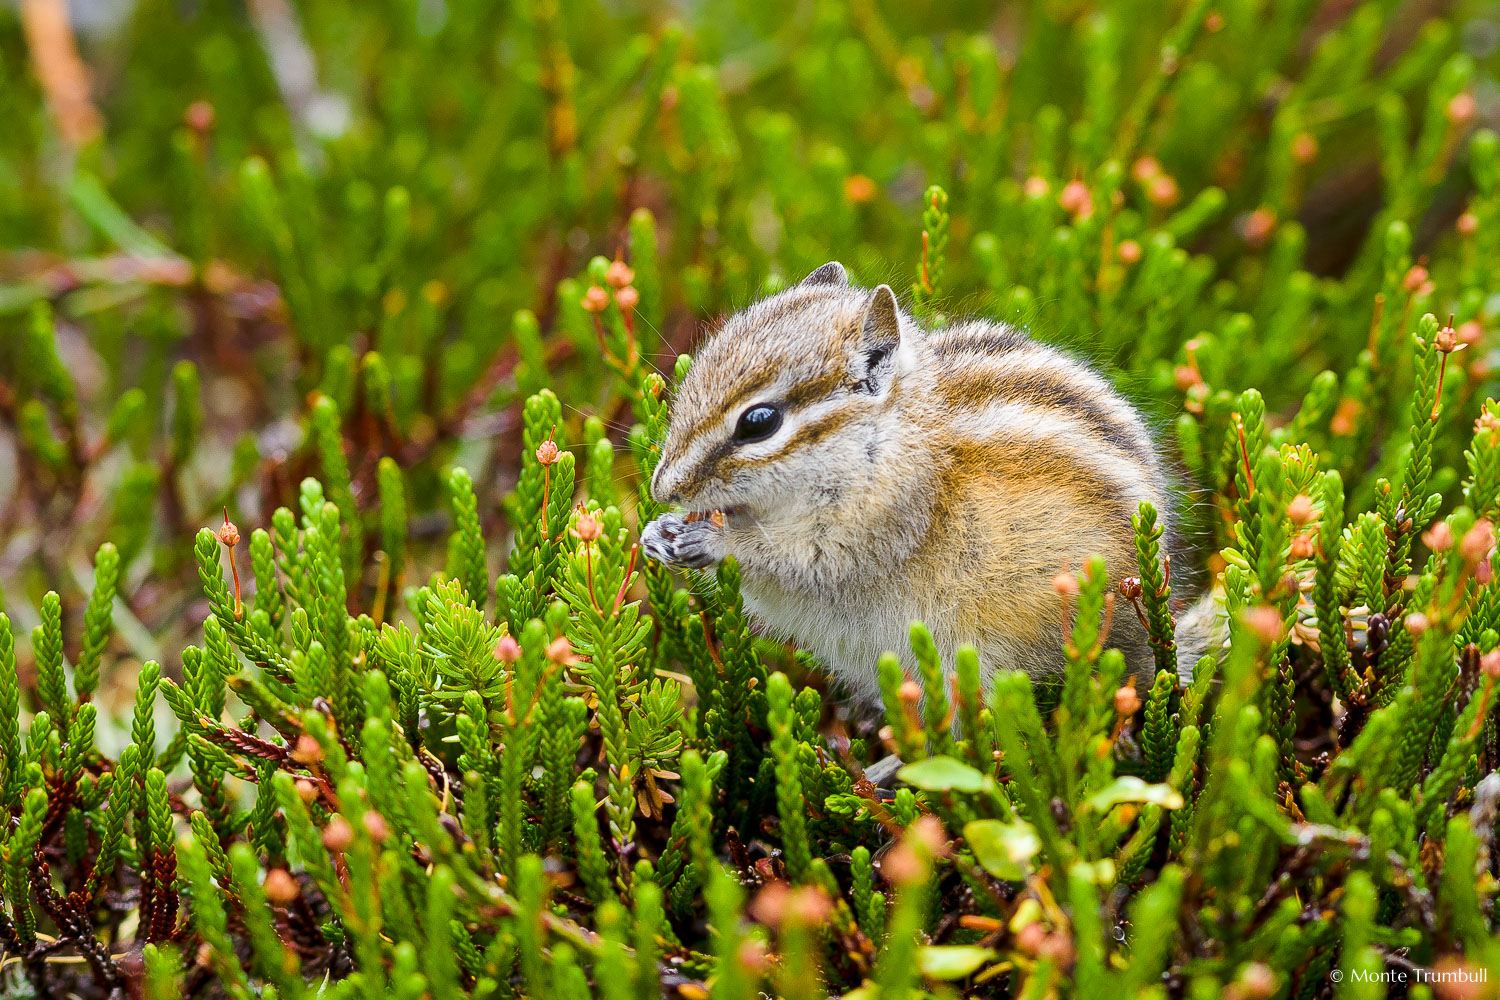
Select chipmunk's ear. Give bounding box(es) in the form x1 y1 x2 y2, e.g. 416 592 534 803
800 261 849 288
848 284 901 394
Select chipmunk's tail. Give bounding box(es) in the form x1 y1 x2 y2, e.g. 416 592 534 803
1173 588 1229 683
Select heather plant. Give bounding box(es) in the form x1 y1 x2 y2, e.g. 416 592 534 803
4 0 1500 998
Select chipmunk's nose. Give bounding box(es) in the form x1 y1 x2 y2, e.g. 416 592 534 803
650 461 683 505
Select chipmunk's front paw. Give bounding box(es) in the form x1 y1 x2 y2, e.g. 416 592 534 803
640 513 725 569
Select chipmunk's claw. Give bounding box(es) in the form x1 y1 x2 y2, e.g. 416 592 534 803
641 512 724 569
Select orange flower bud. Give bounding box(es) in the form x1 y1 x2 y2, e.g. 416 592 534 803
1148 174 1179 208
1243 207 1276 247
545 636 576 664
572 509 603 542
1447 92 1477 126
1424 521 1454 552
362 810 390 843
1059 179 1093 218
185 100 215 133
605 259 635 289
1117 240 1142 264
1114 684 1142 717
1291 133 1318 164
292 735 323 765
844 174 878 203
535 439 561 465
1460 520 1495 564
263 868 300 904
581 285 610 312
322 817 354 852
1131 157 1162 184
615 285 639 312
1286 494 1316 526
494 635 522 662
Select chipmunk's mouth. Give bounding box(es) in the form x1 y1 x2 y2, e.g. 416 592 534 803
683 505 744 526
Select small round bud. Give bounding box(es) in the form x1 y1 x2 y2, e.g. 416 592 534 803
1059 180 1092 218
572 509 603 542
1458 211 1479 236
294 779 319 804
1114 684 1142 717
1118 577 1143 601
1131 157 1162 184
1405 612 1431 636
1037 932 1075 966
1147 174 1179 208
292 735 323 765
615 285 639 312
844 174 877 203
1117 240 1142 265
1403 265 1429 293
322 817 354 852
1237 963 1278 1000
581 285 609 312
218 515 241 548
494 635 522 663
1447 92 1477 126
545 636 576 664
263 869 299 904
1424 521 1454 552
1242 606 1285 644
1203 11 1224 32
1330 398 1360 436
1052 571 1080 597
1289 533 1315 560
1459 320 1484 346
1014 922 1048 956
362 810 390 843
185 100 215 133
535 439 561 465
1482 650 1500 678
1023 175 1050 199
605 259 635 289
1460 520 1495 564
1242 207 1276 247
898 680 923 705
1286 494 1316 526
1291 132 1319 164
1173 364 1202 391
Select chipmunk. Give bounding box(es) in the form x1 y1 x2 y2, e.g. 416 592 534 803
640 262 1207 705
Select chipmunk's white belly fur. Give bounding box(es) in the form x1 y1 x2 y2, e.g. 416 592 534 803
740 571 1048 706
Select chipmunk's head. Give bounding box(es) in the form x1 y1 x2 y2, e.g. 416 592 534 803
651 262 911 521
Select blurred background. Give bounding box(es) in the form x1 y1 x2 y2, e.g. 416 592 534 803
1 0 1498 714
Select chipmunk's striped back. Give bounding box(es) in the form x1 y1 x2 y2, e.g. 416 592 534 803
643 263 1196 706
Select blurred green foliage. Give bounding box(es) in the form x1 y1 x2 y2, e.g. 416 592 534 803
5 0 1500 997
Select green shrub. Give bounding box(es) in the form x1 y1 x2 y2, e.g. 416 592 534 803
3 0 1500 997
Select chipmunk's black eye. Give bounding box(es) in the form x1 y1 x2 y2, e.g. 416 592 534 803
733 404 782 444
